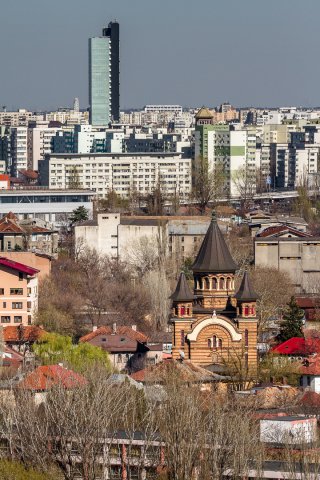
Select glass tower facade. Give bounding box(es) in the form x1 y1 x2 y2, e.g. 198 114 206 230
89 22 120 126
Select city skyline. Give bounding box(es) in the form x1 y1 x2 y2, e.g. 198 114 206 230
2 0 320 110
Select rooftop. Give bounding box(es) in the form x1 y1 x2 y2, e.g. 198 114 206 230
18 364 87 391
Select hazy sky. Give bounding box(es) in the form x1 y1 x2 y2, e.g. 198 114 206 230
1 0 320 111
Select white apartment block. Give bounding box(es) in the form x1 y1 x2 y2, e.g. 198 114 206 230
11 127 28 176
144 105 183 114
39 152 191 199
28 122 59 170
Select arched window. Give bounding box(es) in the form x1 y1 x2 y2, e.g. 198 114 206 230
218 338 223 349
186 307 190 316
205 277 210 290
212 277 217 289
244 305 249 316
175 307 179 316
219 278 224 290
212 335 217 349
245 329 249 347
226 277 231 290
208 338 212 348
199 278 203 290
194 278 197 290
180 305 185 316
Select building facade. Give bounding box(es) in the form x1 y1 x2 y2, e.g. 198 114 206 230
40 152 191 199
0 257 39 326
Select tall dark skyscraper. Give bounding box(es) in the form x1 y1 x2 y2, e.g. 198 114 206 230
89 21 120 125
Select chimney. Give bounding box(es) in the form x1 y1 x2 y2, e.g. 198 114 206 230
92 325 98 332
132 325 137 331
112 323 117 334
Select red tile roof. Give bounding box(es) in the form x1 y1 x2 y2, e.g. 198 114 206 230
18 169 38 180
0 257 39 275
296 297 317 309
79 326 148 344
257 225 311 238
299 391 320 408
271 337 320 355
3 325 46 343
18 364 87 391
130 359 216 383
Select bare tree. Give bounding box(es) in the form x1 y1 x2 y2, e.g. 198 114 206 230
192 157 226 215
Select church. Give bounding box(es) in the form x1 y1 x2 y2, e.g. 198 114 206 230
169 212 258 372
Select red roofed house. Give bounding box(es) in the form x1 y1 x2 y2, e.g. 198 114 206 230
3 325 46 353
80 324 149 373
0 212 58 257
271 337 320 358
300 355 320 393
18 364 87 404
0 256 39 326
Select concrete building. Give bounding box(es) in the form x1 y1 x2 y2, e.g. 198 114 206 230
254 232 320 294
89 21 120 125
0 189 95 227
0 256 39 326
194 108 257 198
74 213 211 259
39 152 191 199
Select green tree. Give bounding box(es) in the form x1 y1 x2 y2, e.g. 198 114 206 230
0 460 52 480
278 296 304 343
69 206 89 225
33 332 111 373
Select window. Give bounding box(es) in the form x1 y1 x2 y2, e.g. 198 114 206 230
7 241 12 251
212 277 217 289
219 339 223 349
14 316 22 323
307 376 311 387
1 316 10 323
0 289 4 295
212 335 217 350
180 306 185 315
19 272 23 281
27 287 31 295
12 302 23 309
208 338 212 348
2 302 6 308
244 306 249 316
117 354 122 363
10 289 23 295
226 277 231 290
219 278 224 289
28 315 32 325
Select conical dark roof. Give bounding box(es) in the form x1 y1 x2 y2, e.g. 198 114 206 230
192 211 237 273
170 272 194 302
235 271 258 302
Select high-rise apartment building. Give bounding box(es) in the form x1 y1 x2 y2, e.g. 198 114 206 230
89 21 120 126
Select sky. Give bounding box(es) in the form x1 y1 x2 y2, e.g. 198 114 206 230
1 0 320 111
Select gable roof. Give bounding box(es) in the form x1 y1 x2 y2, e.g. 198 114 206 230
3 325 46 343
235 271 258 302
271 337 320 355
0 257 39 276
192 211 237 273
256 225 311 238
79 326 148 344
131 359 218 384
18 364 87 391
170 272 194 302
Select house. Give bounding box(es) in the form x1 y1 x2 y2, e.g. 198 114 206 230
169 211 258 372
247 210 308 237
271 337 320 360
3 325 46 352
1 346 24 371
131 359 225 391
300 355 320 393
17 364 87 405
0 257 39 326
79 325 149 373
296 297 320 322
0 212 58 257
